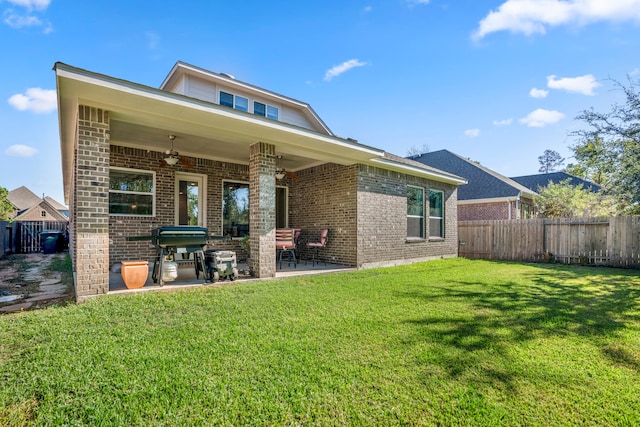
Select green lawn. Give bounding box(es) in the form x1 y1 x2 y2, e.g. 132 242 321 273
2 258 640 426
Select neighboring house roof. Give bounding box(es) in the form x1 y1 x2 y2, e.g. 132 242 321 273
510 172 601 193
409 150 535 202
7 186 41 211
7 186 69 219
44 196 69 213
14 199 68 221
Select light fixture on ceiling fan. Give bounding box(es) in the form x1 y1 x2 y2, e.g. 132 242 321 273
159 134 193 168
275 155 298 180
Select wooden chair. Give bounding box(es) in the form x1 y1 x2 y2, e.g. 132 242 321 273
306 229 328 266
275 228 297 269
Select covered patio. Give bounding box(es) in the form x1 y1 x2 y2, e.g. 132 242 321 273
55 61 465 303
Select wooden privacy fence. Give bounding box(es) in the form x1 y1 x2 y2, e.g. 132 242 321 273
458 217 640 268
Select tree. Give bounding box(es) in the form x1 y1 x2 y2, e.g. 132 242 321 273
534 180 616 218
406 144 429 157
0 187 14 221
538 149 565 173
571 76 640 214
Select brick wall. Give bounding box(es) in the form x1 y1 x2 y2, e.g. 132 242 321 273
289 163 359 266
109 145 248 266
459 198 535 221
355 164 458 268
74 106 110 301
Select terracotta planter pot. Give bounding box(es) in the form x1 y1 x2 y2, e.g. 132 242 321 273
120 260 149 289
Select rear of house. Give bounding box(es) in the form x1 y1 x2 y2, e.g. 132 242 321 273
55 62 466 301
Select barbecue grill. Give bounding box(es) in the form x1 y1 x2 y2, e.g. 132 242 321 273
148 226 209 286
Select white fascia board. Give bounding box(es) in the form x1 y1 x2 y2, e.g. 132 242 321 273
370 158 468 185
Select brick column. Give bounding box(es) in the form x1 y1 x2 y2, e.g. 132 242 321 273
249 142 276 278
73 106 110 302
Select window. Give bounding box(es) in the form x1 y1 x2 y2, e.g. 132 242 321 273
220 91 249 112
407 185 425 239
254 101 266 117
220 91 233 108
429 190 444 238
109 168 155 216
235 95 248 112
267 105 279 120
41 210 46 217
223 182 249 237
254 101 279 120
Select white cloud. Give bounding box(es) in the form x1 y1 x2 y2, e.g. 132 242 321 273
145 31 160 49
464 128 480 137
8 88 57 113
5 0 50 11
363 5 372 13
3 12 40 28
5 144 38 157
529 88 549 98
547 74 600 95
407 0 430 5
473 0 640 40
324 59 368 82
493 118 513 126
519 108 565 127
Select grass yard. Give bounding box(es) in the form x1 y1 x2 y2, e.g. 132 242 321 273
1 258 639 426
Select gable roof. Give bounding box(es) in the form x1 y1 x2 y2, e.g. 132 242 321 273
160 61 334 136
410 150 535 201
7 186 41 211
510 172 601 193
14 198 68 221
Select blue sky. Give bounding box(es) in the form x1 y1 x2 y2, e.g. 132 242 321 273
2 0 640 205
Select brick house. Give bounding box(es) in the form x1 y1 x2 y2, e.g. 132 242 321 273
54 62 466 302
410 150 536 221
7 186 68 221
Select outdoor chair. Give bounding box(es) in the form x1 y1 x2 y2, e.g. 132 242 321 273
306 229 328 266
275 228 297 269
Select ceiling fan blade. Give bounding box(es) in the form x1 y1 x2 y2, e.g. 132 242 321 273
159 159 168 168
178 156 194 168
285 171 299 180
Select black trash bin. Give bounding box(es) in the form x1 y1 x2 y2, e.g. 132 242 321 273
40 230 64 254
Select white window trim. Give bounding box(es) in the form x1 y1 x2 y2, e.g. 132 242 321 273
174 172 207 227
407 184 425 240
429 189 445 239
109 167 156 217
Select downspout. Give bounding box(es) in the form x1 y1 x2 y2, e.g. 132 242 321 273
508 200 512 220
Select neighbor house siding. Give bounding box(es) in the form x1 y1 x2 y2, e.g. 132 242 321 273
356 164 458 268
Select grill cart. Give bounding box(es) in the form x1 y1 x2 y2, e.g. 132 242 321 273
126 226 209 286
204 250 239 282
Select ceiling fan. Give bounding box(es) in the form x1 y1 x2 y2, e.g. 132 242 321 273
159 134 194 168
275 155 298 180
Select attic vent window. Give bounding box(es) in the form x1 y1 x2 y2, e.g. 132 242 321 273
41 210 46 217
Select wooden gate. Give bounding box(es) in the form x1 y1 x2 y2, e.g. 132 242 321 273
14 220 68 253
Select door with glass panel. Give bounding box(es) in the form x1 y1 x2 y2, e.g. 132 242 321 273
175 173 206 227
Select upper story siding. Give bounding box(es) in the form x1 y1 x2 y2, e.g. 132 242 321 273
164 72 326 133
